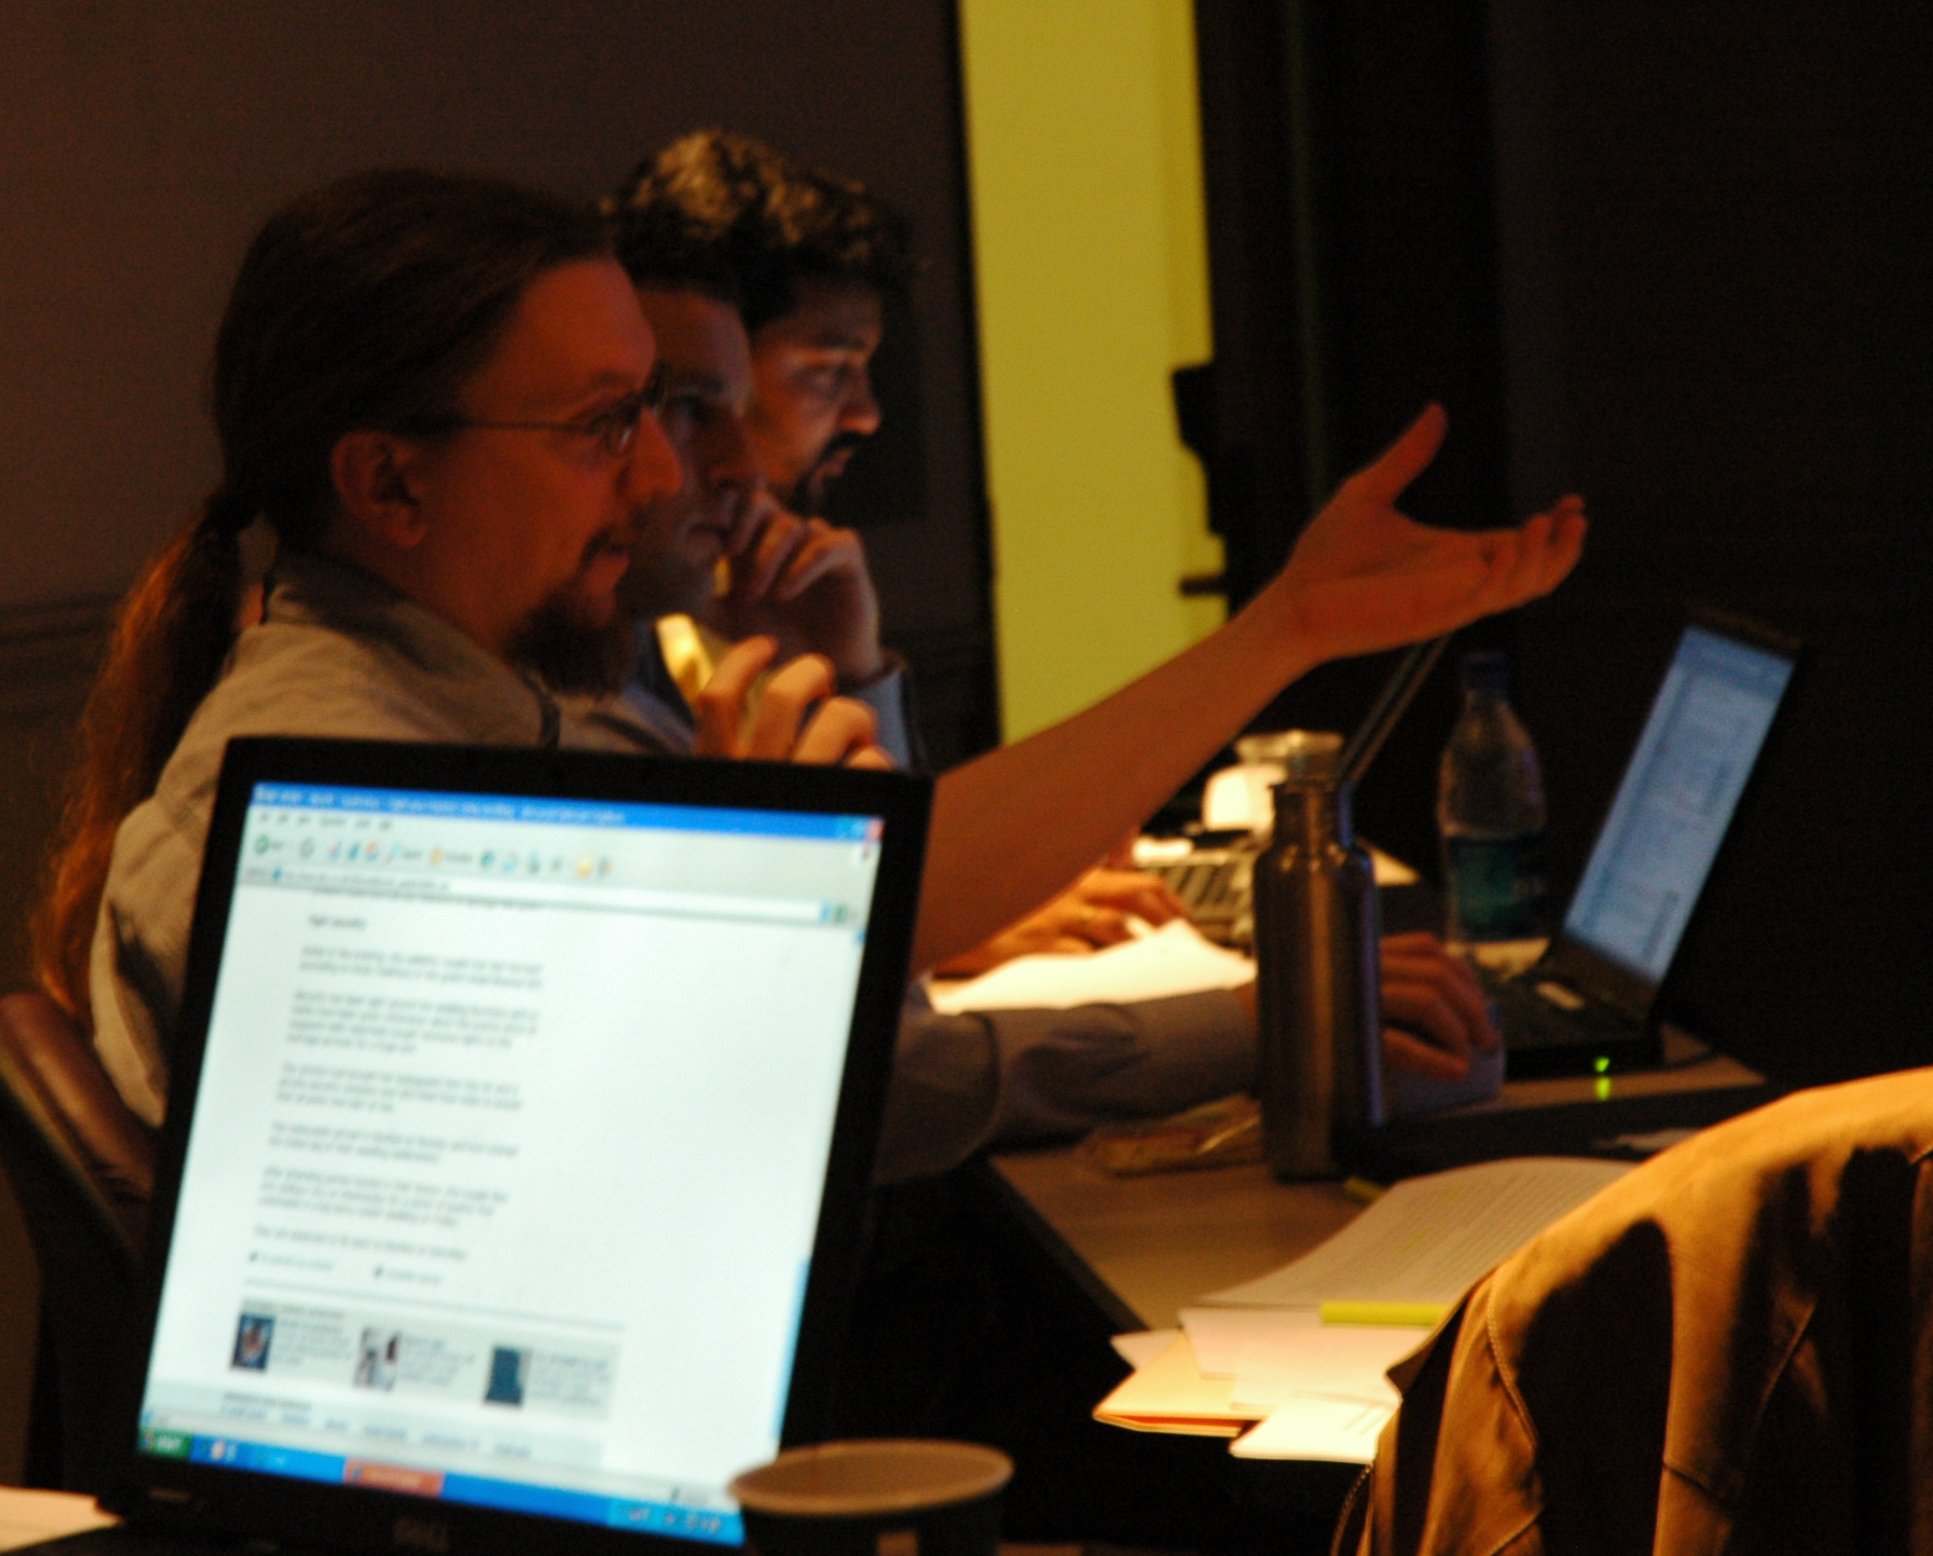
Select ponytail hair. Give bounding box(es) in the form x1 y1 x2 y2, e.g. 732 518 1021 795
34 168 610 1020
32 491 253 1019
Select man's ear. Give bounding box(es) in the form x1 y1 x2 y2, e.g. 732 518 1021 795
330 430 431 549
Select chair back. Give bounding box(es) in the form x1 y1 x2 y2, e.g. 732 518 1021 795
0 991 155 1492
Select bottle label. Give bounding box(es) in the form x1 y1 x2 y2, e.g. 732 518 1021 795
1443 834 1548 941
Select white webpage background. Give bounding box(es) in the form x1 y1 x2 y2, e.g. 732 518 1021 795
1565 640 1786 980
147 811 873 1500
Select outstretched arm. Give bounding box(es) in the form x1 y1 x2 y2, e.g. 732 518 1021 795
913 406 1585 972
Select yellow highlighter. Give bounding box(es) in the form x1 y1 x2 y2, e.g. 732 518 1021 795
1318 1300 1449 1328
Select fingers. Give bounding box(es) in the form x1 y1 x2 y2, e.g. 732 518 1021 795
743 653 837 758
1345 403 1448 504
690 636 778 756
730 506 808 603
731 508 867 604
790 698 883 766
1382 1026 1472 1080
1074 868 1190 926
1382 926 1486 1080
727 487 780 563
1059 903 1136 948
1474 496 1589 612
770 524 866 604
1380 929 1500 1057
844 743 897 772
692 638 889 768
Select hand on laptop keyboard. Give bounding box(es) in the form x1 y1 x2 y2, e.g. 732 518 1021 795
1380 931 1502 1079
932 864 1191 978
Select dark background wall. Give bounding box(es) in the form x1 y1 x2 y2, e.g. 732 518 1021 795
1195 1 1929 1085
1492 5 1930 1085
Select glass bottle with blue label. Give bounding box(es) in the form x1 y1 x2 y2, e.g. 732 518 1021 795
1437 650 1549 942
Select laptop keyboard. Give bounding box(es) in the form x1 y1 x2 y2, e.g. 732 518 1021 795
1144 846 1255 945
1487 970 1631 1051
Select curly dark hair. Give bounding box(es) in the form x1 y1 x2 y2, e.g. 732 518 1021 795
605 129 915 331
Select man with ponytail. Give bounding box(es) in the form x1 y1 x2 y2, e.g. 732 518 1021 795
40 166 1583 1140
36 168 884 1125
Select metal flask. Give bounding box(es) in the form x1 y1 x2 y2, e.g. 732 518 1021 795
1252 731 1385 1179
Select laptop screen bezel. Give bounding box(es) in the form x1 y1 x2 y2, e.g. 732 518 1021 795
108 736 930 1556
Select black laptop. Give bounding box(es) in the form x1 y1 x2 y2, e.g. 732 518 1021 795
1484 611 1800 1077
47 736 929 1556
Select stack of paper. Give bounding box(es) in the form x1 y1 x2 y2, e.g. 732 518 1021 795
1095 1156 1632 1461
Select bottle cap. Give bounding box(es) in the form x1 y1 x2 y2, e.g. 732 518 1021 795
1277 729 1343 781
1459 649 1511 695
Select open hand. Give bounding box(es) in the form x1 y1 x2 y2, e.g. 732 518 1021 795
1276 405 1586 661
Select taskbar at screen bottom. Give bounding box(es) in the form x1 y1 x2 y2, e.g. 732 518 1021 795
139 1429 743 1546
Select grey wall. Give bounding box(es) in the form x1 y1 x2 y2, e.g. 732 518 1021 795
0 0 989 1481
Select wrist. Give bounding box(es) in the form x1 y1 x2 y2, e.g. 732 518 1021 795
1236 572 1322 682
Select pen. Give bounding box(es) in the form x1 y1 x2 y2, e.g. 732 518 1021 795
1318 1300 1449 1328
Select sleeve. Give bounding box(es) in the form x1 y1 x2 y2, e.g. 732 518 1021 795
873 984 1255 1184
89 801 204 1128
842 655 925 771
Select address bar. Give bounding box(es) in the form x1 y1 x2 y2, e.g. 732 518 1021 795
247 866 831 924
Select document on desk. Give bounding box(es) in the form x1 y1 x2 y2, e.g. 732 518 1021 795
1095 1157 1632 1461
1094 1332 1255 1437
1095 1322 1404 1461
1202 1156 1632 1309
925 919 1253 1013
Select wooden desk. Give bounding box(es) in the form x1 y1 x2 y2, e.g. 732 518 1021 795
988 1035 1763 1331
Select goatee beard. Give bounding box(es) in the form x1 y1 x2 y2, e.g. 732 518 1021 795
508 594 635 697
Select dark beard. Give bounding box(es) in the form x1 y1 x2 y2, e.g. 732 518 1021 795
792 431 867 516
508 594 635 697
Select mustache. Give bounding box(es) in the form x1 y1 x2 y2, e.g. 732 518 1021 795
812 431 868 470
580 520 640 573
790 432 868 515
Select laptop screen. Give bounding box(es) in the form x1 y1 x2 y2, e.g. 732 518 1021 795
130 744 925 1550
1561 622 1795 983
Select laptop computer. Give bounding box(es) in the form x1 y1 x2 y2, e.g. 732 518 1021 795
1485 610 1801 1077
53 736 930 1556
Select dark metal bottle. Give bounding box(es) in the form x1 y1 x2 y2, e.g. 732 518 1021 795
1252 731 1385 1179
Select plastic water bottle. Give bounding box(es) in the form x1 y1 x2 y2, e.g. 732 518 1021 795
1437 650 1549 943
1252 731 1384 1179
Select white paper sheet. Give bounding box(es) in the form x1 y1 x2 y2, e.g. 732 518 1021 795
1181 1306 1419 1408
1110 1329 1181 1370
1231 1397 1394 1463
926 919 1254 1013
1204 1156 1632 1308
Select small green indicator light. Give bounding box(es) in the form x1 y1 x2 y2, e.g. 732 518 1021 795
1593 1055 1612 1075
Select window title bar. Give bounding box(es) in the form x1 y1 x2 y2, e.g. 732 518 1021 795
249 783 880 841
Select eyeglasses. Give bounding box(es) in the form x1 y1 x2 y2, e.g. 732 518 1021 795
420 368 666 459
